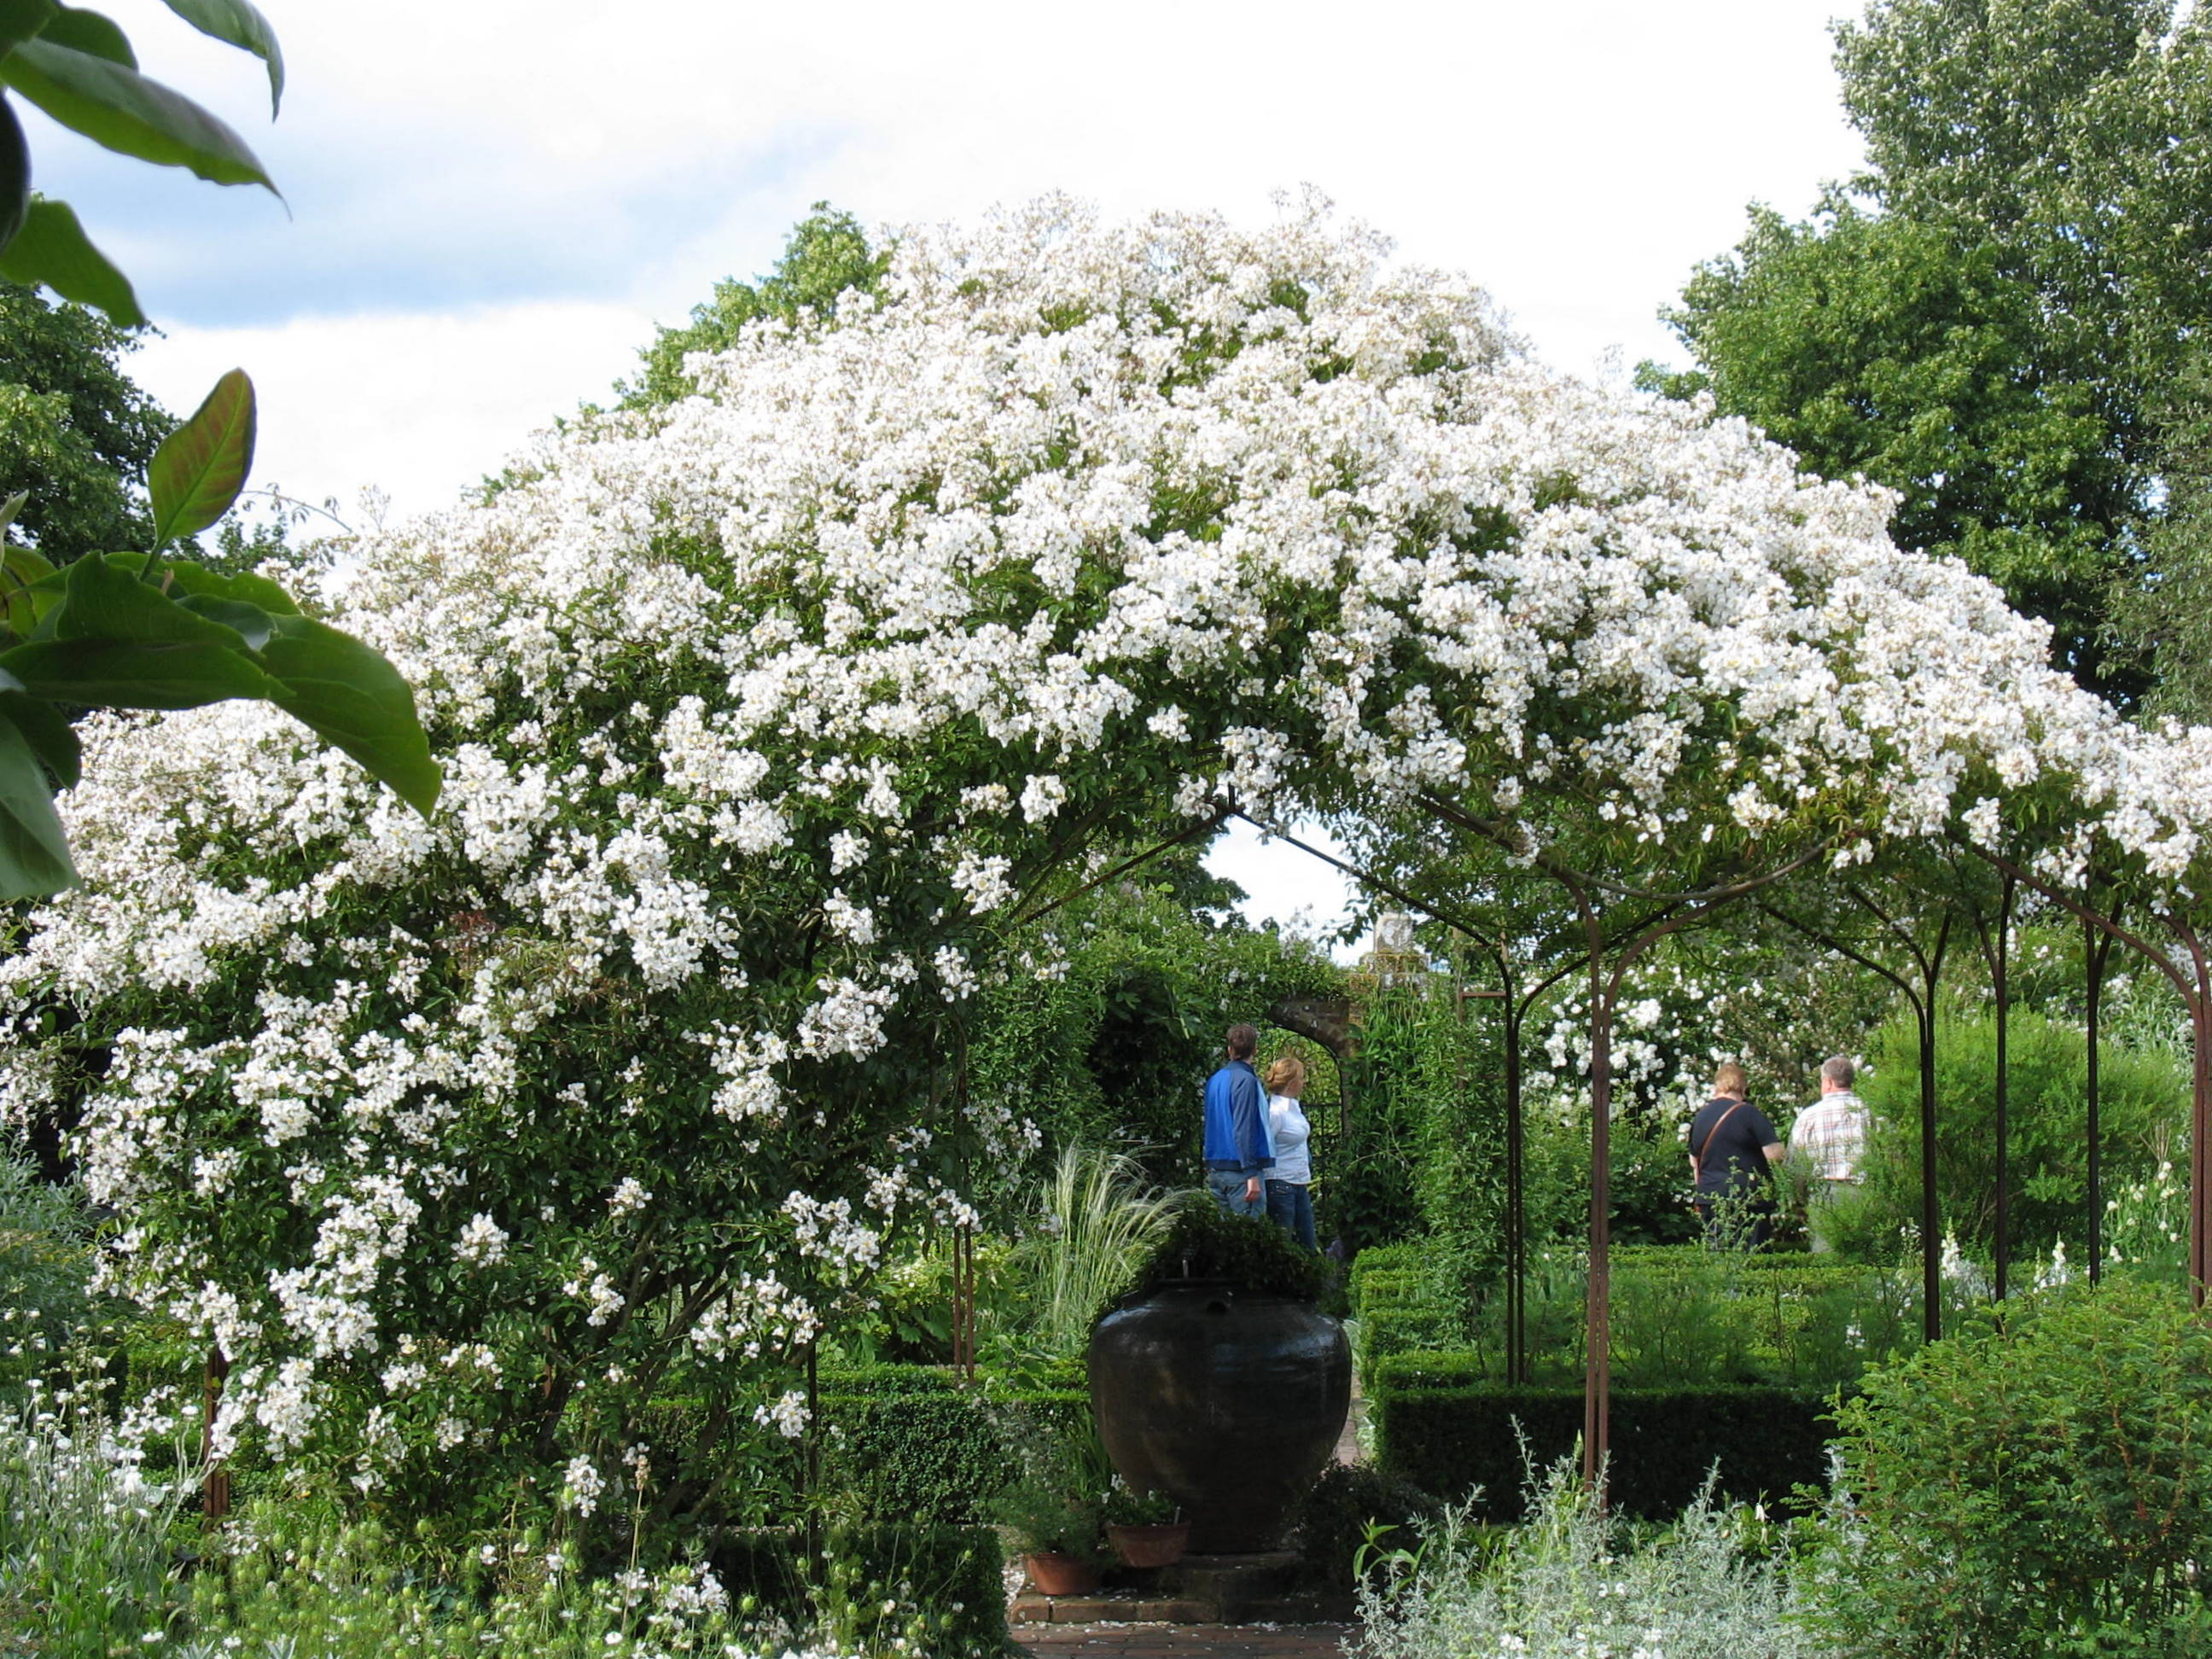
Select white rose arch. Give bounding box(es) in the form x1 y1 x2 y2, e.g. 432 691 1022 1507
3 197 2204 1505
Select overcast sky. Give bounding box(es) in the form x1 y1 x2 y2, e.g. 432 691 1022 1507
23 0 1868 942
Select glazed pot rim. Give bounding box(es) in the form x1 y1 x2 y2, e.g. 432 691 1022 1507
1115 1278 1323 1304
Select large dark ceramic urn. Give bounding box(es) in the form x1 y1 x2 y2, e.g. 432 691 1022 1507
1088 1283 1351 1553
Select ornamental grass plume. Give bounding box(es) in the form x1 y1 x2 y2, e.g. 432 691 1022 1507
1013 1143 1179 1359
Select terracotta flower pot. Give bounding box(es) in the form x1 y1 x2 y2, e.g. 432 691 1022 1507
1023 1551 1102 1597
1107 1520 1190 1568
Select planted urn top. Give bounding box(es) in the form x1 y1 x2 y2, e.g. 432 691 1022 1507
1114 1201 1332 1307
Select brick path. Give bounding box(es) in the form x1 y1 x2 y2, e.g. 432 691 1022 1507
1016 1624 1353 1659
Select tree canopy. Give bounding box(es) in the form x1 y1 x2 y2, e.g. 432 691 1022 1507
619 204 889 410
1649 0 2212 700
0 282 170 563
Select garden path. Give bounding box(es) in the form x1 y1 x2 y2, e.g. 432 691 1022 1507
1016 1624 1353 1659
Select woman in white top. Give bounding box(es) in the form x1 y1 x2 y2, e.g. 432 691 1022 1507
1261 1055 1318 1252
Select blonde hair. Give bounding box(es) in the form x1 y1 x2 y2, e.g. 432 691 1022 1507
1264 1056 1307 1095
1714 1062 1749 1097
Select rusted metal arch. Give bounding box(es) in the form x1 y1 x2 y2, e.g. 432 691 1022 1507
1955 837 2212 1307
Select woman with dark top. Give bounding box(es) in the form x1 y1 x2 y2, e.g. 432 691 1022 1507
1686 1062 1784 1249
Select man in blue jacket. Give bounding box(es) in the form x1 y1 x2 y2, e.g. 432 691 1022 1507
1203 1022 1272 1217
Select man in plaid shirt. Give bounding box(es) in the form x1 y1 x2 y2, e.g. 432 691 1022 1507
1790 1055 1870 1252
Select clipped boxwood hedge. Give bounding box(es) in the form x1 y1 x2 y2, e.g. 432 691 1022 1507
1372 1381 1843 1521
1348 1242 1426 1317
818 1367 1088 1525
1357 1303 1467 1373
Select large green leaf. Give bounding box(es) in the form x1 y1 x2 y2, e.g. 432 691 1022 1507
154 556 300 616
0 535 55 638
149 370 253 546
0 93 26 254
158 0 279 116
49 547 250 646
0 38 273 189
39 8 131 66
0 701 74 899
0 195 143 327
0 492 22 538
258 614 440 814
175 592 272 649
0 0 58 56
1 636 275 707
0 688 77 785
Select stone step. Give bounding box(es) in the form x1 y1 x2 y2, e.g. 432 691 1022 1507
1149 1551 1303 1598
1011 1552 1353 1626
1010 1592 1354 1627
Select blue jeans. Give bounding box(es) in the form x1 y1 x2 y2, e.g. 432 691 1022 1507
1266 1180 1317 1251
1207 1167 1266 1219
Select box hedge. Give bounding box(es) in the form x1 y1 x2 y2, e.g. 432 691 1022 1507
818 1367 1088 1526
1348 1241 1427 1312
1356 1304 1467 1374
1371 1380 1842 1521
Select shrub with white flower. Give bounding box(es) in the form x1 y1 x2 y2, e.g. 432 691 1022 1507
2 194 2206 1507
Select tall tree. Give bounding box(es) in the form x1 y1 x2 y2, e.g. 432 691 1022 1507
0 281 170 564
1646 206 2128 677
1650 0 2212 700
2110 348 2212 718
619 204 889 410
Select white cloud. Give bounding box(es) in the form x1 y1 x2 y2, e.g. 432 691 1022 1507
130 301 650 521
1205 819 1363 961
43 0 1864 377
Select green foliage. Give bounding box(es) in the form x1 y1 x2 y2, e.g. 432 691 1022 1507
1353 1458 1812 1659
0 0 281 329
981 1394 1112 1564
620 205 892 410
1647 205 2130 684
1357 1305 1469 1378
1336 972 1481 1257
0 1151 99 1393
1801 1276 2212 1657
0 375 440 899
2114 346 2212 719
818 1368 1089 1528
709 1523 1008 1659
1855 1004 2187 1261
0 1394 194 1655
1348 1240 1423 1289
1292 1461 1436 1591
3 1375 1009 1658
1389 1243 1930 1393
1371 1380 1838 1522
1121 1199 1330 1303
828 1244 964 1367
967 879 1343 1196
0 280 170 564
1651 0 2212 700
0 10 438 903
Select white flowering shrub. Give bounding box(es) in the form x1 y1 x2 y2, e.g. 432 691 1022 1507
0 195 2199 1508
